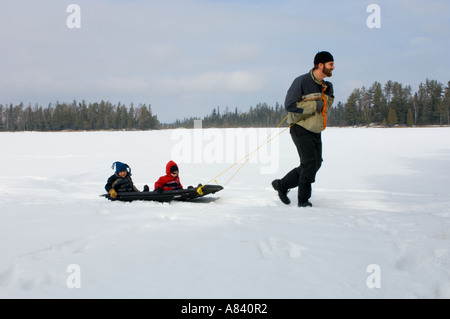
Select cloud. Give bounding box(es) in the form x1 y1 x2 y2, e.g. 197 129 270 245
220 43 261 63
227 71 266 92
1 0 449 123
409 36 430 45
155 71 266 95
98 77 149 94
145 44 179 62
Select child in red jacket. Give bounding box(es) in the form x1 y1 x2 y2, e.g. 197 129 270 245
154 160 183 192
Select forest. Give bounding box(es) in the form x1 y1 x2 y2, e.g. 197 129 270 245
0 100 158 132
1 79 448 131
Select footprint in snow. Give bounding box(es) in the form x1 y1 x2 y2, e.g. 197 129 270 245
258 237 307 259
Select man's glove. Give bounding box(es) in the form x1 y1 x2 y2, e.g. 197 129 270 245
316 100 325 113
156 187 164 193
325 84 334 97
109 189 118 198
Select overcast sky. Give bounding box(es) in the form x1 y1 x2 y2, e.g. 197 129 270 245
1 0 449 123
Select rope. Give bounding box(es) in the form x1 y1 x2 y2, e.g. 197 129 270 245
197 114 296 194
197 86 329 195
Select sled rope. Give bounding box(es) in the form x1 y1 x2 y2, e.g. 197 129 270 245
198 114 298 194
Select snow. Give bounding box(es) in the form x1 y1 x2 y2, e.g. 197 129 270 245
1 127 450 299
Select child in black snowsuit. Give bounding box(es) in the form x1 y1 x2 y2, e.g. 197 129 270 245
105 161 148 198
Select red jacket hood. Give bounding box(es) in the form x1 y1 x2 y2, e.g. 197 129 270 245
165 160 178 175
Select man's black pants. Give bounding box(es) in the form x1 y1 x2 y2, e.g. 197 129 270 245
280 125 322 203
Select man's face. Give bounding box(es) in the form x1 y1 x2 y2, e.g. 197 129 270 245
322 61 334 77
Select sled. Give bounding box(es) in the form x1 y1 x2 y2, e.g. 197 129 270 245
101 184 223 202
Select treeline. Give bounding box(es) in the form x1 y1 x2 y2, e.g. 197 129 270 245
1 79 448 131
330 79 450 127
168 79 449 128
165 102 288 128
0 100 159 131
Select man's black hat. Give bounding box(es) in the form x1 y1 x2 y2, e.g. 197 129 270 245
314 51 334 65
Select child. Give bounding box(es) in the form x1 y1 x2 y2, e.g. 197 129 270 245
105 161 146 198
154 160 183 192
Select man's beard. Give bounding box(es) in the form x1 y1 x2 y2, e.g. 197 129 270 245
323 65 333 77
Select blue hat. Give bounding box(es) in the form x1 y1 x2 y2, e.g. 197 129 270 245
112 161 130 174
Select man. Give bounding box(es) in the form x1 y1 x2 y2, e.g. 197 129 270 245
272 51 335 207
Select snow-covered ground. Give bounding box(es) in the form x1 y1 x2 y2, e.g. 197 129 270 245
0 127 449 299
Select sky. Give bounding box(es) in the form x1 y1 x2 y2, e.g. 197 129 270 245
1 0 449 123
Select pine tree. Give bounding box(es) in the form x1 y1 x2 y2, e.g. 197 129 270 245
344 89 360 126
438 81 449 125
0 105 4 131
116 104 128 130
24 104 34 131
406 109 414 126
390 82 411 125
371 81 386 124
387 107 398 126
127 104 136 130
384 80 393 104
418 79 443 125
412 93 419 125
360 87 373 125
77 100 89 130
136 104 154 130
33 106 45 131
328 101 345 126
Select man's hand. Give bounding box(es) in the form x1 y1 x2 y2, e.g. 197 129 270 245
316 100 325 113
